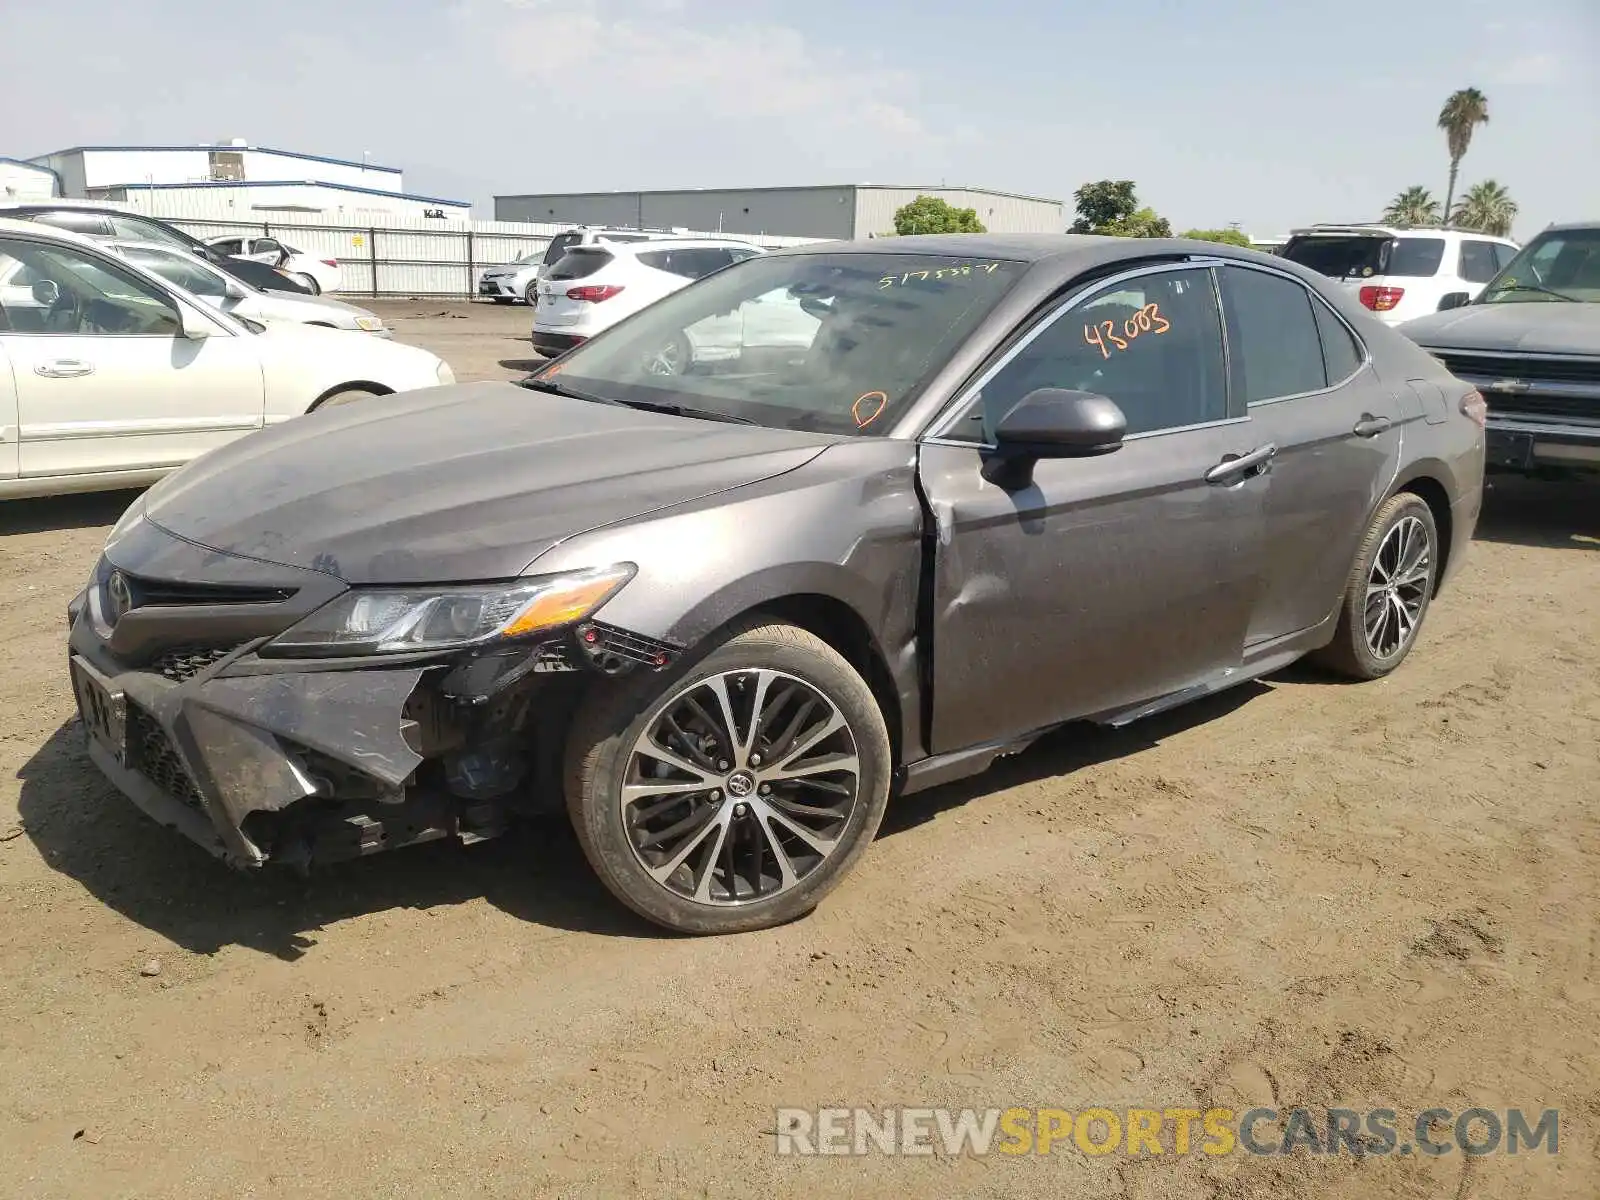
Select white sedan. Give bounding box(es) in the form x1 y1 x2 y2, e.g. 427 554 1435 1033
0 218 452 500
106 241 391 336
205 234 341 295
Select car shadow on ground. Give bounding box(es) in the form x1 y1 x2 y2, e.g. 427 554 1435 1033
20 682 1270 961
1474 475 1599 551
0 489 144 536
498 357 549 374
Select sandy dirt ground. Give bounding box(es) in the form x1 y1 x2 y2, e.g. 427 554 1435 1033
1 303 1597 1199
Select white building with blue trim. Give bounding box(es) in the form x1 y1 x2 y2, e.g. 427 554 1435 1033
21 140 471 220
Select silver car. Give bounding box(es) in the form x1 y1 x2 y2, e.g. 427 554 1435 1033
107 241 390 336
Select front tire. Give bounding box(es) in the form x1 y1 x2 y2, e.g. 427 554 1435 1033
564 622 891 934
524 282 540 305
1313 492 1438 680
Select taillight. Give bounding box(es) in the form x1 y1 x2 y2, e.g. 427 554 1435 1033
320 259 338 268
1460 389 1487 427
566 285 624 303
1358 285 1405 312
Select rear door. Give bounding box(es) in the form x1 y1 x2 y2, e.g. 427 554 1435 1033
1217 264 1406 648
0 234 265 481
0 338 17 482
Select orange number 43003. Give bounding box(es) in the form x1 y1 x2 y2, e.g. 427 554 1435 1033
1083 302 1171 359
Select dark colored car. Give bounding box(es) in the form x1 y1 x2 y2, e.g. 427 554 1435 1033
66 235 1485 934
1401 221 1600 477
0 203 312 295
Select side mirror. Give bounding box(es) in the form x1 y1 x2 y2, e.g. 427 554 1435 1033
223 279 251 301
985 389 1127 488
178 306 214 340
1438 292 1471 311
30 278 60 306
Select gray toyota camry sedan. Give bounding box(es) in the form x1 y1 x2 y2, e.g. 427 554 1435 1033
66 234 1485 934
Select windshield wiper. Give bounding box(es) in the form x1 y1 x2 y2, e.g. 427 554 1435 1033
1487 282 1580 302
516 376 617 405
611 399 759 426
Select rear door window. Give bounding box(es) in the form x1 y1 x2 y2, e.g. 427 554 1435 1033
638 248 733 279
545 249 613 281
1219 266 1328 402
1386 238 1446 277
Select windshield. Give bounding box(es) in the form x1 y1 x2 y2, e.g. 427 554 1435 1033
537 252 1023 436
1479 228 1600 304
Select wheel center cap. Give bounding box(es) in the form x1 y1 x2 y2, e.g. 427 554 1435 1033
726 770 756 799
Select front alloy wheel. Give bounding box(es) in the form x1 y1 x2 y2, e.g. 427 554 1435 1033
565 622 891 933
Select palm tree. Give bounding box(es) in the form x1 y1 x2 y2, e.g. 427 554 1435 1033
1382 186 1441 228
1452 180 1519 237
1438 88 1490 224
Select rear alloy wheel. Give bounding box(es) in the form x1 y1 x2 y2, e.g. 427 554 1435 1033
294 272 322 295
1313 492 1438 680
644 334 694 377
565 622 891 933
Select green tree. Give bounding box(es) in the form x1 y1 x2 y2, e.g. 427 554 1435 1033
1451 180 1518 237
1438 87 1490 225
1070 180 1139 233
892 195 986 235
1382 186 1442 228
1070 181 1172 238
1181 227 1253 247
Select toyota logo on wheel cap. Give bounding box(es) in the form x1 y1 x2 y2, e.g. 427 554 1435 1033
726 770 756 798
106 571 134 625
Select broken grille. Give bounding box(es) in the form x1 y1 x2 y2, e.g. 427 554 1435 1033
127 703 206 813
148 644 245 683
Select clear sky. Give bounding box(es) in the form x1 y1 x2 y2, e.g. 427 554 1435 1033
1 0 1594 239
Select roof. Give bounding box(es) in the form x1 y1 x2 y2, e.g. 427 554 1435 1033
496 183 1063 205
95 179 469 206
767 232 1313 275
30 145 402 175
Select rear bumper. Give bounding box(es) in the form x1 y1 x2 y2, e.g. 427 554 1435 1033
530 330 586 357
1485 416 1600 472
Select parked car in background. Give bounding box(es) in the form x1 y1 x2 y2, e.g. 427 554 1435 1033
66 234 1483 934
106 241 391 336
479 228 685 305
0 219 451 499
531 237 764 359
1401 220 1600 477
1282 224 1518 325
205 235 340 295
0 202 313 295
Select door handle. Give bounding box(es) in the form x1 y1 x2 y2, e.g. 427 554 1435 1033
1205 443 1277 485
1353 414 1393 438
35 360 95 379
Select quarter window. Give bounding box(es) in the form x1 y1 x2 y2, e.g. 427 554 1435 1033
969 266 1228 438
1311 297 1363 383
1459 241 1500 284
1219 266 1327 402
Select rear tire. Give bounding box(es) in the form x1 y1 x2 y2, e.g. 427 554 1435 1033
295 272 321 295
1312 492 1438 680
564 621 891 934
313 387 381 410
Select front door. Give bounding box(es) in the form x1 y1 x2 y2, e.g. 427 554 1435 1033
919 264 1271 754
0 235 265 482
0 340 17 481
1213 264 1407 648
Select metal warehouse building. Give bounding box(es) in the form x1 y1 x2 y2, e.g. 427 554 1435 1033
494 185 1063 240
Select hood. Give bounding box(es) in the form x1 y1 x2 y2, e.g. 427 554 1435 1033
140 382 839 584
1400 301 1600 355
268 291 376 321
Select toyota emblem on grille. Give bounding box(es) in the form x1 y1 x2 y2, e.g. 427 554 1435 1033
106 571 134 625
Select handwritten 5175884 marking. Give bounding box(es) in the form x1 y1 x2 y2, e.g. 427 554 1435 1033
1084 302 1171 358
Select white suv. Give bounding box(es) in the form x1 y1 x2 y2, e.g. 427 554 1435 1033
478 227 681 305
1281 225 1519 325
530 237 765 359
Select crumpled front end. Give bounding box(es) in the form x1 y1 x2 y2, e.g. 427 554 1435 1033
66 516 673 869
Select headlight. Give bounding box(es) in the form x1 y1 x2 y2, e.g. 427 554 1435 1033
354 315 387 332
435 360 456 385
264 564 634 656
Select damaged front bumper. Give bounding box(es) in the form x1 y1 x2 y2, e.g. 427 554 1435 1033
66 520 676 870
